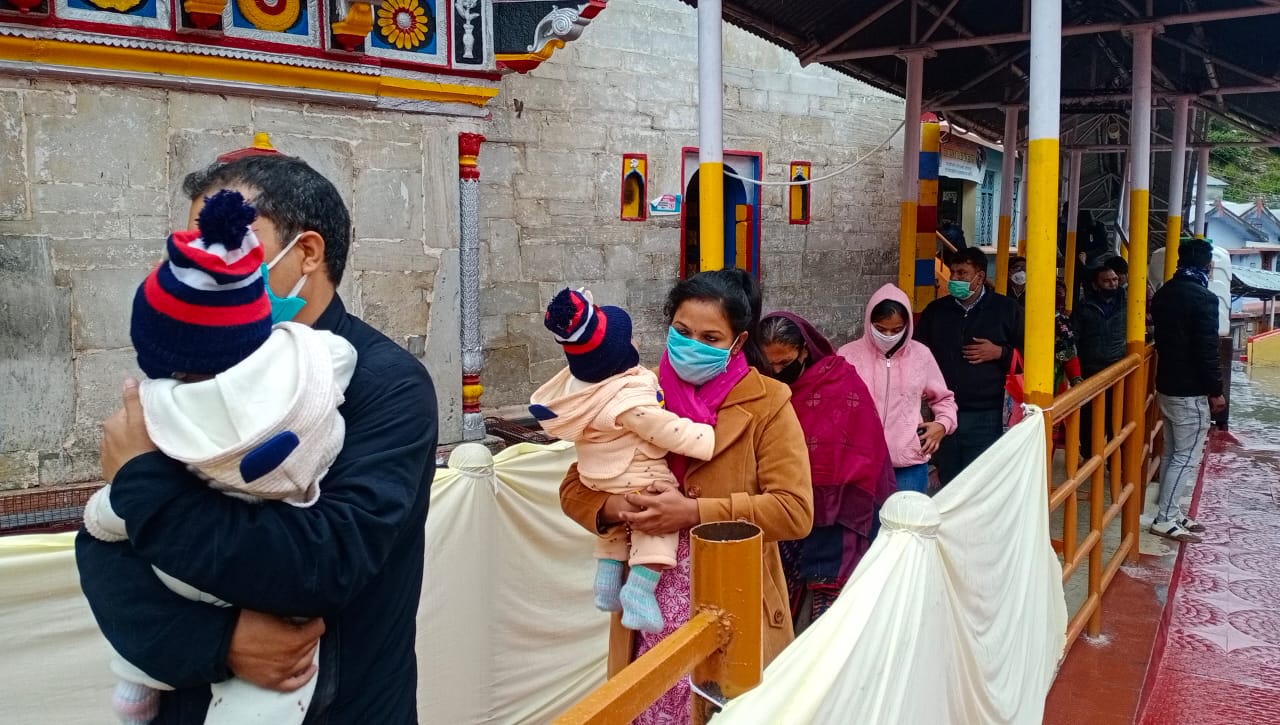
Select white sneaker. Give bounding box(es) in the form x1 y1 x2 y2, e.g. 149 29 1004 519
1177 515 1205 533
1150 519 1203 544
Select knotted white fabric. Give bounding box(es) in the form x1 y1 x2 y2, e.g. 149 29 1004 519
713 410 1066 724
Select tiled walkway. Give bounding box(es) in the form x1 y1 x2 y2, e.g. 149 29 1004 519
1138 368 1280 724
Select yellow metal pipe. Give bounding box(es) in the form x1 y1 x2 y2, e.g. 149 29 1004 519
555 522 763 725
1063 231 1078 310
698 162 726 272
899 201 919 298
1164 216 1182 281
691 521 763 719
1023 137 1060 407
995 215 1013 295
1126 191 1151 344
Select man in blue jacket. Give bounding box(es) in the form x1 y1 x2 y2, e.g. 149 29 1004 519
78 154 438 723
1149 239 1225 544
915 247 1024 484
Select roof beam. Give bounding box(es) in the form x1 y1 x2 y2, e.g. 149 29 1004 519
814 4 1280 62
1157 35 1279 87
932 83 1280 110
919 0 962 43
926 47 1030 105
798 0 906 66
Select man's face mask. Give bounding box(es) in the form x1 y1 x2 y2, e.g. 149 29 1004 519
261 233 308 324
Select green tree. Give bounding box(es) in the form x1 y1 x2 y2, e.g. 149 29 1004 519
1209 122 1280 205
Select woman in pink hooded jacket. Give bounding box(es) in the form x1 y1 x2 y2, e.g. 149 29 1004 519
837 284 958 493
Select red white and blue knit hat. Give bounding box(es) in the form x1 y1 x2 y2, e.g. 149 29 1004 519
131 190 273 379
544 288 639 383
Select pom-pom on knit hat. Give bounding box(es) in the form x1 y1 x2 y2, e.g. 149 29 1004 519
131 190 273 379
544 288 639 383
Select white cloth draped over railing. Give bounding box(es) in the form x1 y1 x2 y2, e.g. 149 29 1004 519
712 410 1067 725
1 419 1063 724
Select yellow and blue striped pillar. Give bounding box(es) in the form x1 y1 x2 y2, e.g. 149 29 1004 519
1024 0 1061 409
915 113 941 312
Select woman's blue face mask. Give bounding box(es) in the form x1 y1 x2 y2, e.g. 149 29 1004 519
666 326 733 385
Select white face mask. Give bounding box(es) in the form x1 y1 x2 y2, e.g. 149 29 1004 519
261 234 309 323
266 233 309 297
871 327 906 354
1011 270 1027 286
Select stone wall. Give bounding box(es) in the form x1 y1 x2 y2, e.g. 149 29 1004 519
477 0 905 409
0 80 474 489
0 0 907 489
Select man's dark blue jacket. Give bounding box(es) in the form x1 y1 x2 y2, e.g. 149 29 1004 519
77 296 438 724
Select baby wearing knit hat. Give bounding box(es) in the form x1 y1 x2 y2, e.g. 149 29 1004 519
530 289 716 633
82 190 357 725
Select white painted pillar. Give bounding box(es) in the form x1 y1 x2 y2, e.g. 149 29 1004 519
1164 96 1191 281
1194 146 1211 238
697 0 725 271
1024 0 1061 407
996 106 1019 293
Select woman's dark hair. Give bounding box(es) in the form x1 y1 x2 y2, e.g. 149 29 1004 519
869 299 910 325
664 268 765 368
758 315 805 351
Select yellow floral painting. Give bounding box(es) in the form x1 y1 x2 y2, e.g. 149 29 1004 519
377 0 431 51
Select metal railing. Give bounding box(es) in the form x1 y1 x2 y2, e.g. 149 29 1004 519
1046 345 1162 652
554 521 763 725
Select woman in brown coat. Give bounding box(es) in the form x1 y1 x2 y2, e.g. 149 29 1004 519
560 269 814 724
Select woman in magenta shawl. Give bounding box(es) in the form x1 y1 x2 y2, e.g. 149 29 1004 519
758 312 897 631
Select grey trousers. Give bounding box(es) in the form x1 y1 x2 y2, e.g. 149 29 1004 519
1155 394 1211 525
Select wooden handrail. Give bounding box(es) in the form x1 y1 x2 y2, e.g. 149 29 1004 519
1050 354 1142 422
556 612 724 725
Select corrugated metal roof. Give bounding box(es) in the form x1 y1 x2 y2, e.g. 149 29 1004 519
684 1 1280 143
1233 266 1280 296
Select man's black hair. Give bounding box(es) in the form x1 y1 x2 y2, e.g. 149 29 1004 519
185 155 352 285
1178 239 1214 271
1092 264 1119 283
949 246 989 275
182 162 223 202
1104 255 1129 275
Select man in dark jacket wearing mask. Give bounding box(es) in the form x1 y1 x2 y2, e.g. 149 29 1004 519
916 247 1024 484
1072 264 1128 460
1149 239 1225 544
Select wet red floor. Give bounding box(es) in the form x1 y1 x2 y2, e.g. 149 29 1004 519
1137 425 1280 724
1047 368 1280 724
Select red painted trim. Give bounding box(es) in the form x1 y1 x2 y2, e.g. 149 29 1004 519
788 159 811 226
619 152 648 222
0 6 496 81
679 146 693 279
1246 328 1280 343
